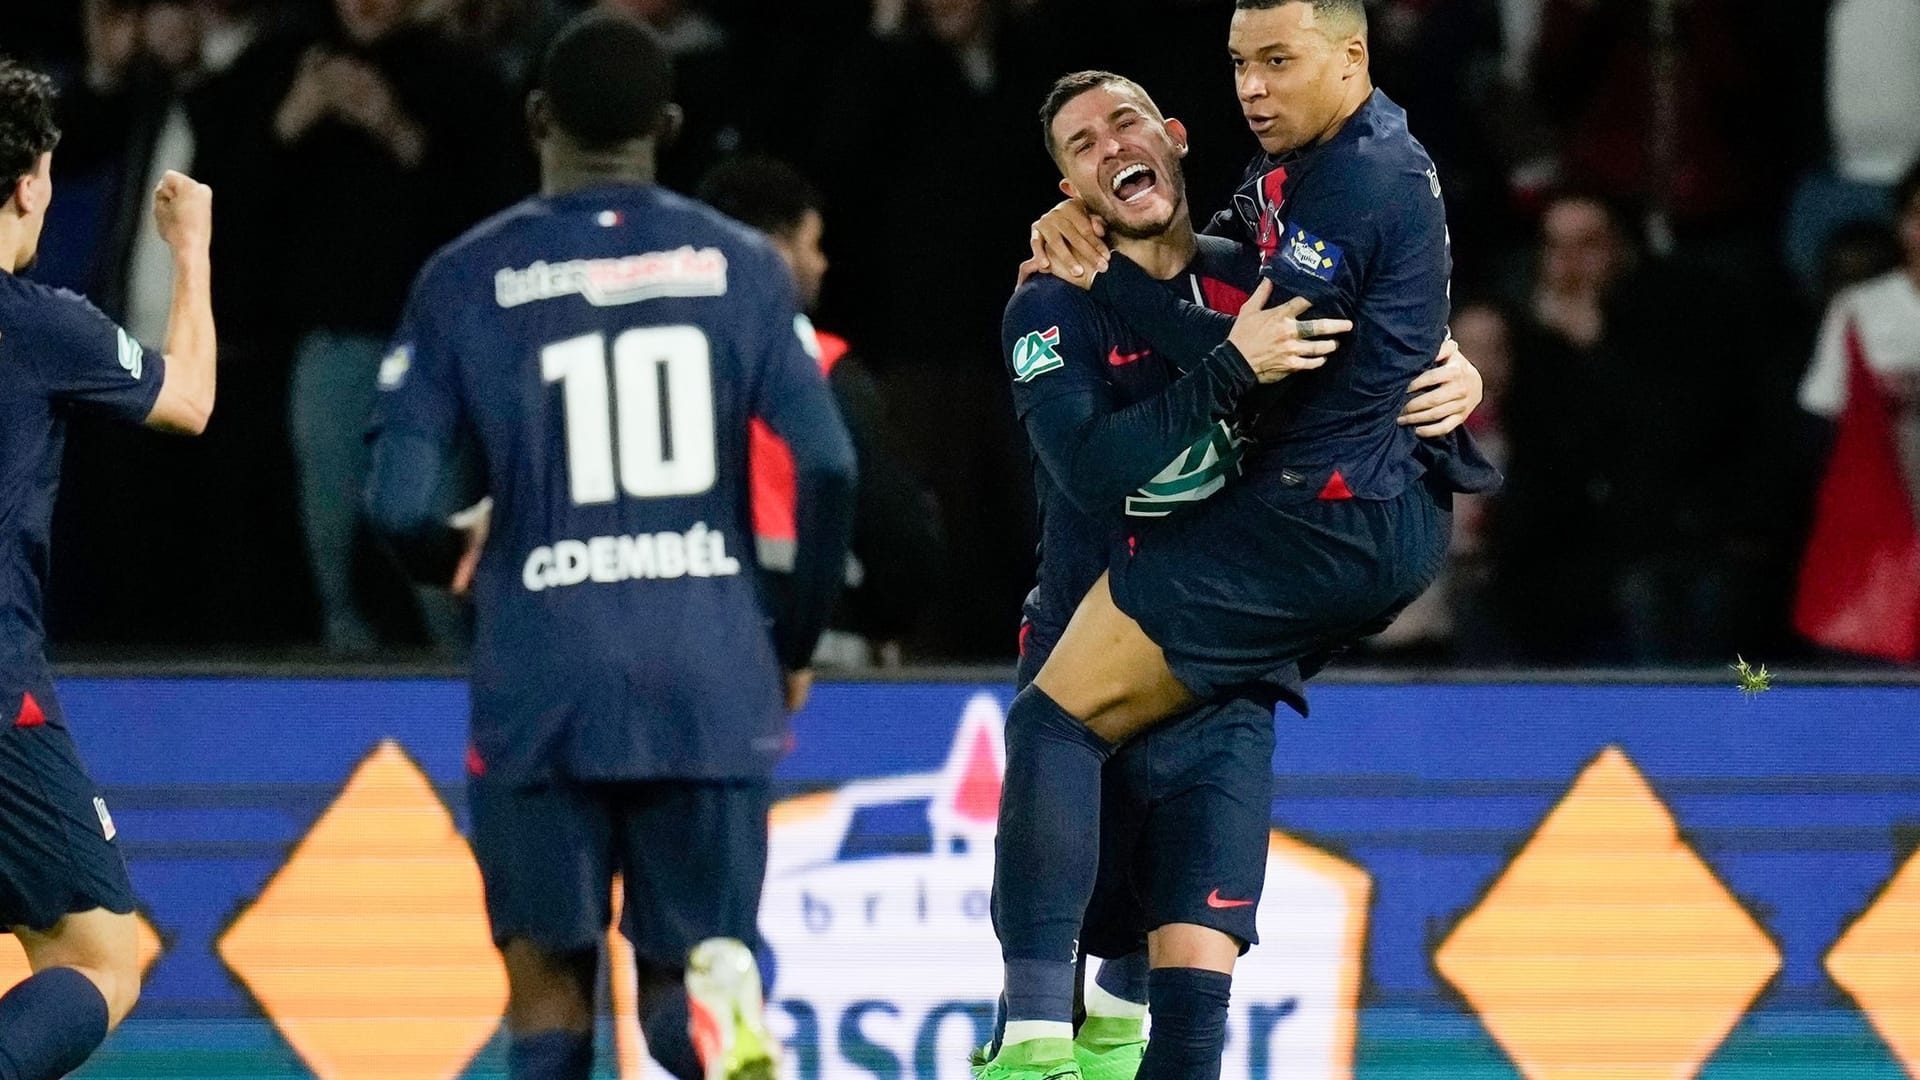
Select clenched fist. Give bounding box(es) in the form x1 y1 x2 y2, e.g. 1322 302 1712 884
152 170 212 254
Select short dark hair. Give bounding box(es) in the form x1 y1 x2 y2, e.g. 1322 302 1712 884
1038 70 1159 158
697 155 822 238
0 58 59 194
539 11 674 150
1234 0 1368 31
1896 154 1920 219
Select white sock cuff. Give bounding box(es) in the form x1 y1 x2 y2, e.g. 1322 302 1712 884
1002 1020 1074 1047
1084 978 1149 1020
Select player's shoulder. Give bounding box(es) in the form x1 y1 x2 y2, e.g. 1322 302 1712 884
411 195 551 294
0 273 112 343
1341 92 1441 195
1005 273 1099 334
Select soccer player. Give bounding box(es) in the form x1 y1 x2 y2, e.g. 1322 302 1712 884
0 60 216 1080
362 14 855 1080
985 2 1499 1077
985 70 1483 1080
696 155 947 663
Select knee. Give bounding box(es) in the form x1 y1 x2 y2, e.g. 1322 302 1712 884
501 939 595 1033
1146 924 1240 975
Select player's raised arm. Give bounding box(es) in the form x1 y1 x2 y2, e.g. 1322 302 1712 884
749 264 856 674
143 170 215 434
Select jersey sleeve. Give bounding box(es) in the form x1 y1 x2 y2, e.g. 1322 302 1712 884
364 263 474 582
1004 281 1256 516
745 255 857 669
1800 296 1851 419
1257 187 1378 321
30 287 167 425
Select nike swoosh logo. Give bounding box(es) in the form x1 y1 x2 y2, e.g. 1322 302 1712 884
1108 346 1151 367
1207 889 1254 909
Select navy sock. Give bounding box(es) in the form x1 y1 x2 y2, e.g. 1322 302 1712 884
992 684 1113 1027
506 1029 592 1080
1094 950 1149 1005
1138 968 1232 1080
638 980 702 1080
0 967 110 1080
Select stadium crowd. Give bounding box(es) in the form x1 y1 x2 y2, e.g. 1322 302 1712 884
5 0 1919 668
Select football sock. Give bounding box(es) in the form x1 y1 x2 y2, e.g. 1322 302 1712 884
0 967 110 1080
506 1029 592 1080
1080 951 1149 1047
993 685 1113 1048
1137 968 1231 1080
638 981 702 1080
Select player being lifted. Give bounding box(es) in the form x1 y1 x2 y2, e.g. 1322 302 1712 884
0 59 216 1080
995 0 1500 1070
986 68 1481 1080
364 14 855 1080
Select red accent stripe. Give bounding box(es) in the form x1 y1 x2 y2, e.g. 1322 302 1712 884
13 691 45 728
1017 621 1032 657
1198 276 1252 315
465 745 486 777
1318 470 1354 501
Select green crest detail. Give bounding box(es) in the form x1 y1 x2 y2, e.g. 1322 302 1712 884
1012 326 1065 383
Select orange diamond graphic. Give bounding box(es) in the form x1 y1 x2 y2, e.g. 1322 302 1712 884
1827 849 1920 1075
1436 747 1781 1080
218 740 507 1080
1 910 164 993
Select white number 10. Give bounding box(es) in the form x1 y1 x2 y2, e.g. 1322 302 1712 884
541 325 717 505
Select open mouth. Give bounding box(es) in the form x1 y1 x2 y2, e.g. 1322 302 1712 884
1110 163 1159 204
1245 114 1276 134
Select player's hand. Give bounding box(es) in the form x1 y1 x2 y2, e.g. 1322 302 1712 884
1227 280 1351 383
1027 199 1109 284
1398 336 1483 437
784 669 815 713
448 497 492 597
152 171 212 255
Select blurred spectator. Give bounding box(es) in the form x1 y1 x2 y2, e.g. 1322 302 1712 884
597 0 740 191
272 0 528 654
1783 0 1920 295
1801 160 1920 506
1792 158 1920 662
1372 302 1515 661
698 155 948 666
1494 192 1759 663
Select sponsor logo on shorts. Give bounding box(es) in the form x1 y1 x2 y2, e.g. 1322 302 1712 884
94 796 117 841
1208 889 1255 909
495 246 729 308
378 344 412 389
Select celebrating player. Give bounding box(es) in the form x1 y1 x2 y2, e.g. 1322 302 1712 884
363 14 855 1080
983 67 1484 1080
0 59 216 1080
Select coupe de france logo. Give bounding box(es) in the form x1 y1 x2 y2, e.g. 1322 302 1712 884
1011 327 1065 383
756 693 1372 1080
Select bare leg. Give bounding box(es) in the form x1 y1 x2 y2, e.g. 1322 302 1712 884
1032 573 1194 743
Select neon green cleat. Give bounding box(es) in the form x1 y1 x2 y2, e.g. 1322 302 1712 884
1073 1038 1146 1080
1073 1018 1146 1080
969 1038 1083 1080
685 938 779 1080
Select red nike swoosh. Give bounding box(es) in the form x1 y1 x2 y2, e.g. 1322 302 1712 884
1108 346 1151 367
1206 889 1254 909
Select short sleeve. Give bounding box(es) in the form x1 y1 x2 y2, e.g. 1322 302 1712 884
372 266 462 445
31 287 167 425
1800 297 1850 419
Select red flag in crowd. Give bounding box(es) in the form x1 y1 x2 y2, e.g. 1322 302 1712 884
1793 322 1920 662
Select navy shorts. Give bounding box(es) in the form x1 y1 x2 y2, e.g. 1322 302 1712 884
1110 478 1448 700
1014 652 1278 955
0 691 136 933
468 776 769 969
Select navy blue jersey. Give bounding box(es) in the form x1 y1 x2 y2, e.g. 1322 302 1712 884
1102 90 1455 503
0 274 165 716
366 184 854 785
1004 235 1260 657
